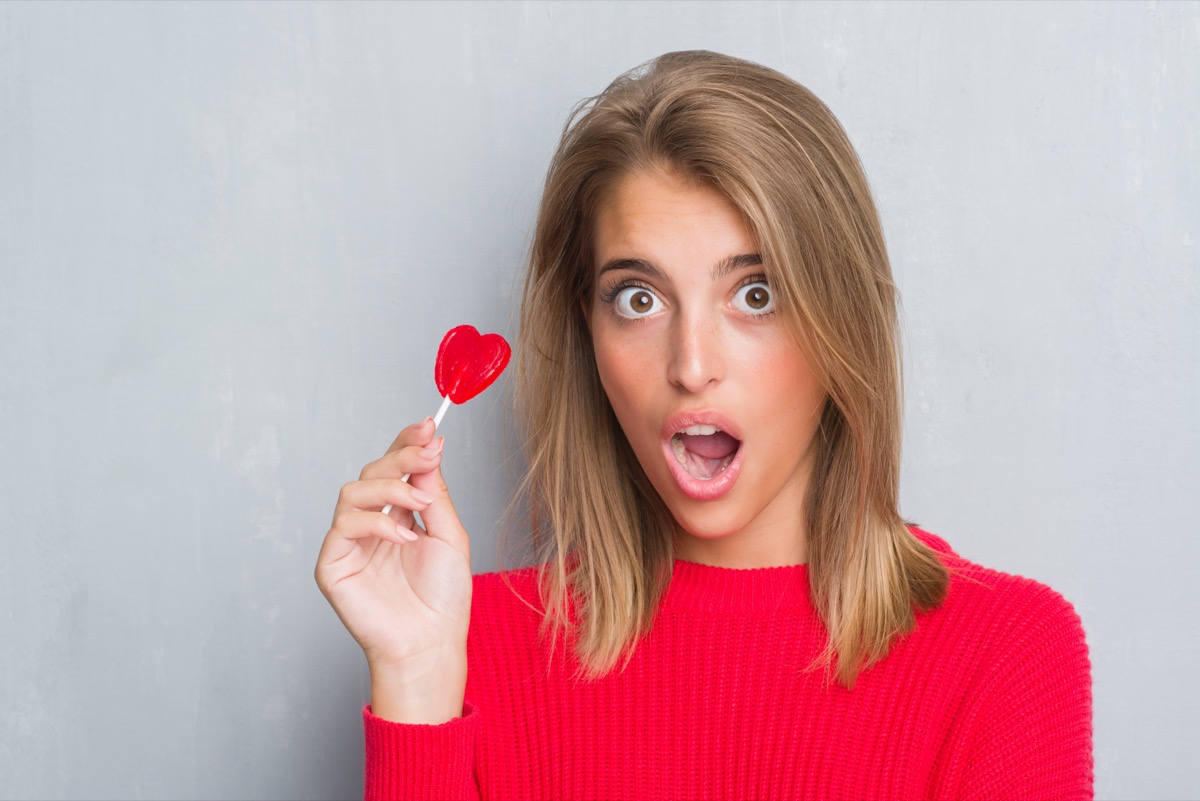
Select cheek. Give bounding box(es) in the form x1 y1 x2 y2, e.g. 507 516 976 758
593 334 639 411
746 340 825 423
591 323 661 431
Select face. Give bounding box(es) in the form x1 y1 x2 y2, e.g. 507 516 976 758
588 169 827 568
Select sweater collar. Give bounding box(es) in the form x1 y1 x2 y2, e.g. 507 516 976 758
661 559 811 613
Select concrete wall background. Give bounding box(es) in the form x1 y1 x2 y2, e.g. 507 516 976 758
1 2 1195 798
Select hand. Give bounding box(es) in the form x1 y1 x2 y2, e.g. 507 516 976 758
314 418 471 721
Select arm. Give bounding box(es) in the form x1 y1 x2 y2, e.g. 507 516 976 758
363 702 481 801
955 583 1094 800
313 419 476 800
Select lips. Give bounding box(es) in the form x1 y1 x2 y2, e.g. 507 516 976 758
660 412 744 501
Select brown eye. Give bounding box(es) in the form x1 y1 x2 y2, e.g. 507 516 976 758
614 286 661 318
734 282 774 314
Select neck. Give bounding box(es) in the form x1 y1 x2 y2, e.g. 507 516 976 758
672 507 808 568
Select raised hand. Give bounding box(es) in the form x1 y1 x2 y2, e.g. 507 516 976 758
315 418 471 723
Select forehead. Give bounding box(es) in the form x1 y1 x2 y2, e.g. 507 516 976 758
591 170 757 273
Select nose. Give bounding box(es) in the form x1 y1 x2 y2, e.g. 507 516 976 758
667 308 724 394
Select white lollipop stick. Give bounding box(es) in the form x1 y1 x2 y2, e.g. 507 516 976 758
381 394 453 516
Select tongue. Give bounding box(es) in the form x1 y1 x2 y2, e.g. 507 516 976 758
679 431 739 459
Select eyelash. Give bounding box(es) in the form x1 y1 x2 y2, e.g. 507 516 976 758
733 274 776 317
597 274 775 318
598 278 653 306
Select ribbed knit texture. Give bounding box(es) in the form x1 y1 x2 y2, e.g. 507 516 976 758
363 528 1093 800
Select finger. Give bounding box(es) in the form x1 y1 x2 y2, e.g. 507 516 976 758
335 510 418 543
407 459 470 558
360 437 443 481
384 501 417 530
383 417 437 457
319 510 420 567
332 490 414 531
337 478 437 515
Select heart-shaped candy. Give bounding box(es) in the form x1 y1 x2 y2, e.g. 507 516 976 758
435 325 512 403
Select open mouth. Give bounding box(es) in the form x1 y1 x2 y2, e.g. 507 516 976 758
661 416 745 501
670 425 741 480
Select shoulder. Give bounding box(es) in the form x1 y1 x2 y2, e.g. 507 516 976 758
907 524 1090 671
907 523 1087 632
471 563 543 601
907 527 1093 795
463 566 559 694
469 564 547 626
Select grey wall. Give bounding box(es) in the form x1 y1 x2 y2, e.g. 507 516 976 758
1 2 1195 799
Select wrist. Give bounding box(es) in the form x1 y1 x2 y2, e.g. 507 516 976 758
367 650 467 725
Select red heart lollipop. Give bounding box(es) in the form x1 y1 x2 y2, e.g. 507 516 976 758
382 325 512 515
435 325 511 403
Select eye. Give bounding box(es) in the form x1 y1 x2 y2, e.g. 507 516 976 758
732 281 774 315
613 285 663 318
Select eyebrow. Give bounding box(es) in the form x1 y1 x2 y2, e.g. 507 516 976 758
597 252 762 281
713 252 763 279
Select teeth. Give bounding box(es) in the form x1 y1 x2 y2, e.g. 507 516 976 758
671 435 686 464
680 424 718 436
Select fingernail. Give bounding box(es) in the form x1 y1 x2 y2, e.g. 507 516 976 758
435 436 445 452
422 416 434 427
397 526 419 542
419 445 440 459
411 488 435 505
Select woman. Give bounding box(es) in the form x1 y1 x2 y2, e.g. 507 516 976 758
315 50 1093 800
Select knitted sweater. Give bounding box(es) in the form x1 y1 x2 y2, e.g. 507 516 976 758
362 527 1093 800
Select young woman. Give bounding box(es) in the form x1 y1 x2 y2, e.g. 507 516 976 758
315 51 1093 800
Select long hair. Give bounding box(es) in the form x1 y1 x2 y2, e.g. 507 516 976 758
511 50 949 689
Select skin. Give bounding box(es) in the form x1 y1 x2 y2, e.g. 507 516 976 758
315 419 471 724
314 167 830 724
588 168 827 568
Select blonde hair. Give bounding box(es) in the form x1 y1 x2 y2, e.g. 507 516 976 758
511 50 950 689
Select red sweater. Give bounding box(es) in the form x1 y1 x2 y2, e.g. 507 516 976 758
362 528 1093 800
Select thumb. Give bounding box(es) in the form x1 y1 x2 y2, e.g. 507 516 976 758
408 455 470 559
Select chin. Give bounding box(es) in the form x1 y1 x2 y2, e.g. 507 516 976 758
662 495 752 542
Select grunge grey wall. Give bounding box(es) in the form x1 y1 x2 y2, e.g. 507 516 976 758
1 2 1196 799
